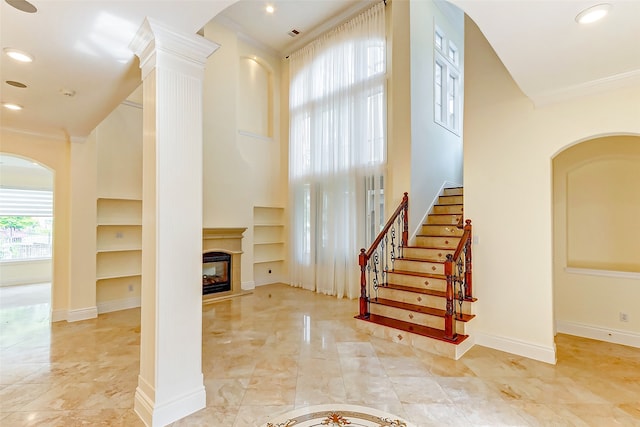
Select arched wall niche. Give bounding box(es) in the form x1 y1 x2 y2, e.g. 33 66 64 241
238 55 274 138
553 134 640 273
552 133 640 345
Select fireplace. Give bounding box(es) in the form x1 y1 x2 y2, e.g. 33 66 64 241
202 227 246 301
202 252 231 295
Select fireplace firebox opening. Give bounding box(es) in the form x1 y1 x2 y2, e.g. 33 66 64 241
202 252 231 295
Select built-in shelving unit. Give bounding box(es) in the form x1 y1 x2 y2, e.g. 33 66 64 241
253 206 285 285
96 198 142 297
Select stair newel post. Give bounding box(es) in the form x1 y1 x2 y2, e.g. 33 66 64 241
401 192 409 257
444 254 456 341
464 220 473 299
359 248 369 318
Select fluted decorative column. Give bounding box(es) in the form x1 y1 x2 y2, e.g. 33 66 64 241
129 19 219 427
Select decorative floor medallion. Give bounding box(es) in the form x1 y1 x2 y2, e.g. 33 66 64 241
263 404 416 427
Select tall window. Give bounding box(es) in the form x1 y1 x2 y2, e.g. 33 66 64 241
434 26 460 133
289 3 386 299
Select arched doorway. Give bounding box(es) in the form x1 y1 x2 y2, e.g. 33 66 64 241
0 154 54 331
552 134 640 347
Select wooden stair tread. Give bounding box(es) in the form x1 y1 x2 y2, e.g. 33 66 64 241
371 298 475 322
434 203 463 207
384 283 446 297
387 269 446 280
359 313 469 345
416 234 461 238
397 257 444 264
404 245 454 251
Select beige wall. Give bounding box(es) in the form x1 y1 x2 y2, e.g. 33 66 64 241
0 129 71 319
0 259 51 286
203 21 287 288
463 17 640 362
386 0 412 216
96 103 143 200
69 134 97 317
408 0 464 235
0 161 53 190
553 135 640 340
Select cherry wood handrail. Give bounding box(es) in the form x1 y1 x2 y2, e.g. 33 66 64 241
358 192 408 318
364 192 408 259
444 219 473 341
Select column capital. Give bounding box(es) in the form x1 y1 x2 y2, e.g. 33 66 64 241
129 17 220 79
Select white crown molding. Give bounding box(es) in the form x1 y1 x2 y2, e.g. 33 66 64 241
1 126 69 142
284 0 378 58
121 99 143 110
214 14 281 59
532 68 640 107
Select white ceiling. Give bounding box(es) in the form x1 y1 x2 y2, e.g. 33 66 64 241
1 0 639 140
450 0 640 106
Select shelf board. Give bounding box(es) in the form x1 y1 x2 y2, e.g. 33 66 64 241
97 197 142 202
96 247 142 254
97 222 142 226
254 241 284 246
254 258 285 264
254 223 284 227
97 272 141 281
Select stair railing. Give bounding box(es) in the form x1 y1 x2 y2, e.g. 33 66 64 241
444 219 473 341
357 192 408 318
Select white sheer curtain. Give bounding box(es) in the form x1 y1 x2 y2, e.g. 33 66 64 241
288 2 386 299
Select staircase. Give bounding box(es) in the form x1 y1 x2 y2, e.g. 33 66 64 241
355 187 476 360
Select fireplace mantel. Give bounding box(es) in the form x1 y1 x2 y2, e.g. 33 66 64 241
203 227 246 253
202 227 247 303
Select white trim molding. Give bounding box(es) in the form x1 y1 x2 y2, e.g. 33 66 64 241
556 320 640 349
533 68 640 107
565 267 640 280
97 297 141 314
51 309 67 322
475 332 557 364
67 306 98 322
241 280 256 290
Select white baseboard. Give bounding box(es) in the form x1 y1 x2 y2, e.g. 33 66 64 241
556 320 640 348
97 296 141 314
0 277 51 287
475 332 557 364
67 306 98 322
135 376 206 427
254 275 285 286
241 280 256 291
51 309 67 322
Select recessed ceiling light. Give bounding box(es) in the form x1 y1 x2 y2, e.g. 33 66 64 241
3 103 23 111
266 5 275 14
5 0 37 13
575 3 612 24
6 80 27 88
4 48 34 63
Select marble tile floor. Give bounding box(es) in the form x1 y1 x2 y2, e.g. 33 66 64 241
0 282 639 426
